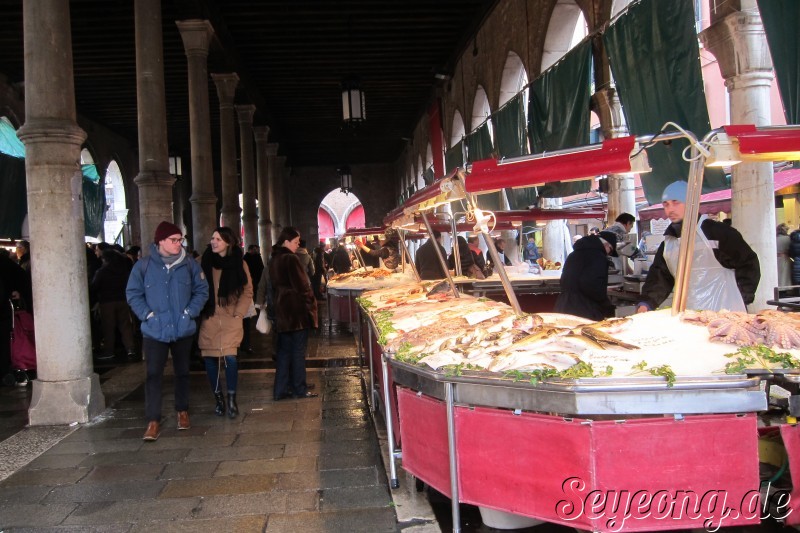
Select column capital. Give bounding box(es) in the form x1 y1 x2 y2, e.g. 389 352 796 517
591 88 628 139
17 118 86 147
211 73 239 106
254 125 270 144
699 11 773 81
266 143 279 157
235 104 256 124
176 20 214 58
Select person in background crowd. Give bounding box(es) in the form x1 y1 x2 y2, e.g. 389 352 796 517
241 244 265 354
555 230 618 320
295 239 315 281
311 246 327 300
637 181 759 313
268 226 318 400
415 229 447 280
777 223 792 287
466 235 486 273
125 245 141 265
523 234 541 262
572 234 582 244
198 227 253 419
91 248 136 361
589 227 600 236
360 237 381 268
605 213 642 259
0 252 28 387
790 229 800 286
448 236 485 279
15 240 30 272
491 237 513 267
355 228 401 270
126 221 209 441
330 240 352 274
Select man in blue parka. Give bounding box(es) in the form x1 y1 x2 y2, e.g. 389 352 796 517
126 221 209 441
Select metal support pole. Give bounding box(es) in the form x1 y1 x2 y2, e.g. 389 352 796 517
420 211 460 298
367 324 375 414
451 214 462 277
397 234 421 281
382 354 399 489
445 382 461 532
478 231 523 315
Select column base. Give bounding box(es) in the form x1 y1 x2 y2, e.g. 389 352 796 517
28 373 106 426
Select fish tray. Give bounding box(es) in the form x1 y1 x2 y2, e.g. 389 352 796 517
386 357 766 416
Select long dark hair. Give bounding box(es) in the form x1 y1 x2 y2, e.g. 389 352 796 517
201 226 247 316
276 226 300 247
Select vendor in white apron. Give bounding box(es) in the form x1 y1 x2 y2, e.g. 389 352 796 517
636 181 760 313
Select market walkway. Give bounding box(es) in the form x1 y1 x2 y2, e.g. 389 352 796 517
0 306 438 532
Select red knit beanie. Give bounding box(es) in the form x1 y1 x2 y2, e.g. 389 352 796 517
153 221 182 244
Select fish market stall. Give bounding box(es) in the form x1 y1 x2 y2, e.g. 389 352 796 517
358 281 800 531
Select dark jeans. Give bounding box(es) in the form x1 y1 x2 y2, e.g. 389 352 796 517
203 355 239 393
241 313 255 350
99 300 134 356
143 335 193 422
274 329 309 399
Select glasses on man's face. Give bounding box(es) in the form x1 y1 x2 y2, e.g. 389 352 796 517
167 237 185 244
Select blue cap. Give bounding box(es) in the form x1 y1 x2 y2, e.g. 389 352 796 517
661 181 687 203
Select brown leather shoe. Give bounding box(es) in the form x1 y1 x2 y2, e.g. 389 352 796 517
177 410 190 430
143 421 160 441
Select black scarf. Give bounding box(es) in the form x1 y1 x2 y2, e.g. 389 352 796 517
201 244 247 317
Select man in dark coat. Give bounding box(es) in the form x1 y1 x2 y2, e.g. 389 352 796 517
789 230 800 285
330 241 352 274
554 231 617 320
415 230 447 280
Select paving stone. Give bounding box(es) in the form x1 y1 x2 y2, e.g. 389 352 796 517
62 497 200 525
264 508 397 532
142 433 236 450
160 461 220 480
78 448 189 468
80 463 164 484
215 456 317 477
44 479 166 503
61 427 129 442
321 484 394 510
323 427 376 442
26 452 89 470
1 466 91 487
159 474 277 498
284 438 377 457
0 503 79 528
234 430 323 446
320 466 383 488
204 419 293 434
323 398 368 409
47 438 144 455
0 484 55 504
194 491 287 517
318 451 381 470
184 444 284 462
130 514 267 532
286 489 320 512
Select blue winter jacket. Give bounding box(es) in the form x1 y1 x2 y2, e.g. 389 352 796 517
126 244 209 343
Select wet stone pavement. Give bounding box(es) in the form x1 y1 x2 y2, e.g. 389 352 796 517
0 304 439 532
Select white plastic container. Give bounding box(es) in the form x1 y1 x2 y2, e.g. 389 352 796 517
478 506 544 530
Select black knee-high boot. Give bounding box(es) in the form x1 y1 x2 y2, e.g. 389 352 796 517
227 393 238 418
214 391 225 416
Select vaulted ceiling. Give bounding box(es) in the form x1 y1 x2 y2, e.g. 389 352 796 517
0 0 498 170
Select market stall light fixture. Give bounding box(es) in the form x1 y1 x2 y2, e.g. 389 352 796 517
338 166 353 195
341 77 365 124
168 155 182 177
704 133 741 167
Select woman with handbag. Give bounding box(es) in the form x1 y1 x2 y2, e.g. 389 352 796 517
268 226 318 400
197 227 253 418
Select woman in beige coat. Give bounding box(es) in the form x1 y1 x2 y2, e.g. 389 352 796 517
198 227 253 418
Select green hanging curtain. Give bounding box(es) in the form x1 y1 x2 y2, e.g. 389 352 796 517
757 0 799 124
0 118 25 158
0 152 27 238
494 93 538 209
444 140 465 174
603 0 726 204
464 122 493 162
528 39 592 198
82 164 106 238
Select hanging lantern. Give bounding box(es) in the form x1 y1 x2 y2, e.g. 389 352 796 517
341 78 365 124
339 166 353 195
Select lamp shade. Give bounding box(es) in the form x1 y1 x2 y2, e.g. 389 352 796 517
342 78 365 123
339 166 353 194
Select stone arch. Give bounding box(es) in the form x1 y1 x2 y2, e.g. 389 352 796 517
80 147 95 165
103 160 127 244
450 110 465 147
541 0 588 71
499 51 529 107
471 85 491 130
416 155 424 190
319 188 364 237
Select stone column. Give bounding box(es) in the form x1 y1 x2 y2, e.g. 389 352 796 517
592 87 635 223
212 73 241 237
541 198 571 264
17 0 105 424
267 146 281 243
254 129 273 263
700 6 776 310
236 104 257 248
177 20 217 252
274 156 288 230
134 0 174 252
